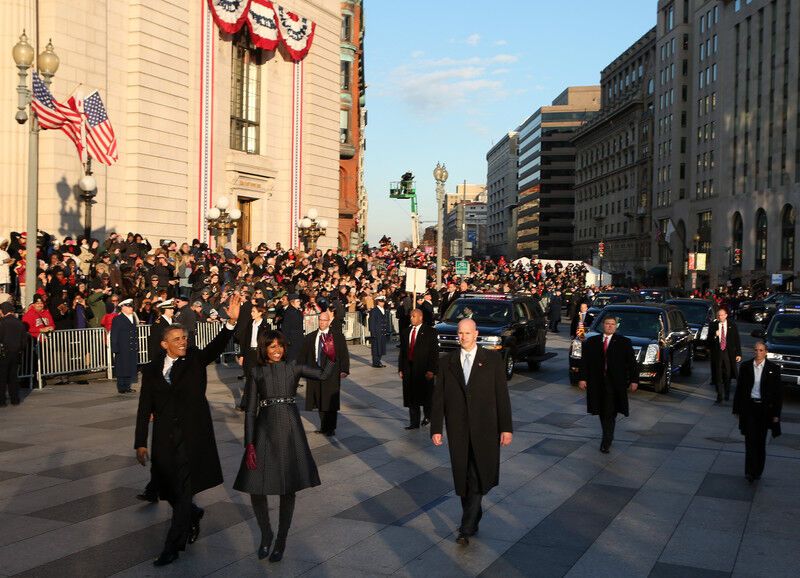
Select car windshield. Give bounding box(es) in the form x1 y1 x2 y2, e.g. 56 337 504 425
768 315 800 343
672 303 710 325
444 300 512 326
594 294 629 307
596 311 663 338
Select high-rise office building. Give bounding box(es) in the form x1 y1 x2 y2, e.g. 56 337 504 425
485 131 519 258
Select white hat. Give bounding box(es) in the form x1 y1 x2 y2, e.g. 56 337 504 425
157 299 175 310
118 298 134 307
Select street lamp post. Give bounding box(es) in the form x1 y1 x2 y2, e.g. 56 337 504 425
78 157 97 241
12 31 60 305
206 196 242 255
297 207 328 252
433 162 448 288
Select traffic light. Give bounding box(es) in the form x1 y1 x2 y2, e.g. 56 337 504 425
733 247 742 265
598 241 605 258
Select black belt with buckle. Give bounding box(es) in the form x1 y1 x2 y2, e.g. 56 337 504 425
259 397 296 408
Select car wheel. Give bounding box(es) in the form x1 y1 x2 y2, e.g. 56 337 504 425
656 358 672 394
680 349 693 376
505 353 514 380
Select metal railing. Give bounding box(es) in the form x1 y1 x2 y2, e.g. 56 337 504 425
17 309 401 388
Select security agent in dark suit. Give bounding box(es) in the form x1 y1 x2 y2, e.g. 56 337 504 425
709 307 742 403
578 316 638 453
431 319 513 546
733 341 783 483
0 302 27 406
280 294 304 363
398 309 439 429
134 295 241 567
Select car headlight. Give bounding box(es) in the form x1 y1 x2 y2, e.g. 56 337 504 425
766 352 783 361
479 336 502 344
699 326 709 340
643 343 660 364
570 339 582 359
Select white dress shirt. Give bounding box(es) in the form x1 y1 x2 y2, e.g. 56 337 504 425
250 318 263 348
163 354 178 383
752 359 765 399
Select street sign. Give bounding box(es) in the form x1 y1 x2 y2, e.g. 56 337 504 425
404 268 427 295
696 252 707 271
772 273 784 285
688 253 696 271
454 260 470 276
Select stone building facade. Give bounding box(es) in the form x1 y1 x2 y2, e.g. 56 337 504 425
485 131 518 258
573 28 657 284
1 0 343 251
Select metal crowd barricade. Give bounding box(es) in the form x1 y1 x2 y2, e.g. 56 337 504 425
137 324 152 365
16 340 38 388
37 328 108 386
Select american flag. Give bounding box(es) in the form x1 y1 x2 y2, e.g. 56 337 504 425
31 72 84 157
81 90 118 165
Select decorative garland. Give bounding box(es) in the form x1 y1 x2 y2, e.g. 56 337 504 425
208 0 316 60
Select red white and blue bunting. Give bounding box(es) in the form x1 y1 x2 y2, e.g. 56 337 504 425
208 0 316 61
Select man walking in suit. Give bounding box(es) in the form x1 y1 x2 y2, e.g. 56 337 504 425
399 309 439 430
301 310 350 436
709 307 741 403
0 302 27 406
369 295 391 367
578 316 638 453
134 295 241 567
281 293 304 363
431 319 513 546
548 290 562 332
733 341 783 483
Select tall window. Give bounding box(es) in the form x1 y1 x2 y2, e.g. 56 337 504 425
755 209 768 269
782 205 795 270
340 60 351 90
230 32 261 154
341 13 352 41
698 210 712 254
340 109 350 144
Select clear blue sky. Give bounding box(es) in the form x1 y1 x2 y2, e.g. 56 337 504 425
363 0 656 245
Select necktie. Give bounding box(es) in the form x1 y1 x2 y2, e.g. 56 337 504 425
164 359 173 384
409 327 417 360
317 333 325 365
720 324 726 351
463 353 472 384
603 336 609 373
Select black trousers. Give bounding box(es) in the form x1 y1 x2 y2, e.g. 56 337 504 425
250 493 296 546
319 410 338 433
409 404 431 427
0 359 20 404
716 354 733 399
163 431 202 554
598 378 617 446
743 400 770 478
459 444 483 536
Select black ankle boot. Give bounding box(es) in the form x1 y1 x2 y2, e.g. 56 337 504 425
257 531 274 560
269 537 286 562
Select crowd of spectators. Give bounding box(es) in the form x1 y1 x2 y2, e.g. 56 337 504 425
0 232 593 337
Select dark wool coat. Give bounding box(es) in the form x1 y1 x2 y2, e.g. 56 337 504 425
281 306 304 362
111 314 139 378
733 358 783 435
709 319 742 382
398 324 439 407
431 347 513 497
134 326 233 501
368 307 391 356
300 329 350 412
577 333 638 417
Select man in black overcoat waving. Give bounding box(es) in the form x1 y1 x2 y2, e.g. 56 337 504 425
431 318 512 546
399 308 439 429
578 315 638 453
134 294 241 567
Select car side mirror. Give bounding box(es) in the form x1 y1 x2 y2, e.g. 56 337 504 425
750 329 765 338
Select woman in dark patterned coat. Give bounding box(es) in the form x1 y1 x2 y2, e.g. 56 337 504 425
233 330 332 562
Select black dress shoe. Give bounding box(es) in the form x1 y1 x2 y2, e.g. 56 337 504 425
456 533 470 546
379 363 387 368
371 363 383 368
421 418 430 426
269 539 285 562
600 443 610 454
188 508 204 544
153 550 179 567
324 430 335 437
136 492 159 503
405 425 420 430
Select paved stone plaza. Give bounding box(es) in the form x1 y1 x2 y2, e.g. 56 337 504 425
0 328 799 577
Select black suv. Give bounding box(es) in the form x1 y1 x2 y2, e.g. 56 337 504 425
752 311 800 387
569 303 693 393
435 293 548 379
738 292 800 323
639 287 687 303
666 298 719 358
